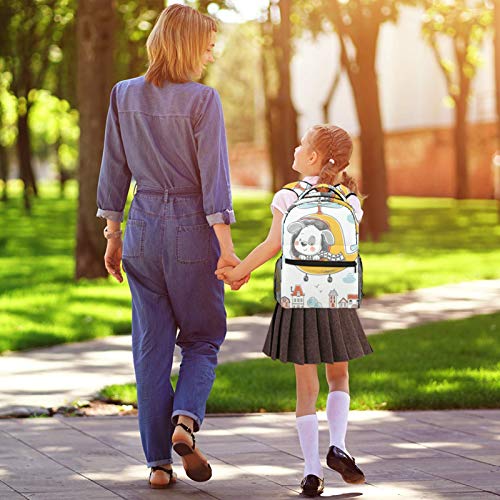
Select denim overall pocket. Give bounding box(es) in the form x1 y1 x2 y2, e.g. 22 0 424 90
176 224 210 263
123 219 146 258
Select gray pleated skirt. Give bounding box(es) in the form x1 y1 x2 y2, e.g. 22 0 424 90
263 304 373 365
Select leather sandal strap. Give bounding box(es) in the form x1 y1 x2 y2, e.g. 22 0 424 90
150 466 173 478
175 422 196 450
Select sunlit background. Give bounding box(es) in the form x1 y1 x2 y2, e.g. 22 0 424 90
0 0 499 381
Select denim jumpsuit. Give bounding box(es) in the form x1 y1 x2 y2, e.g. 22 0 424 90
96 76 235 467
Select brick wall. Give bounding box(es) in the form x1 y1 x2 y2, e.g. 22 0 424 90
229 122 497 199
381 122 496 199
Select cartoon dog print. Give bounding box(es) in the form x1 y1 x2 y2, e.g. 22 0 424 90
287 218 336 261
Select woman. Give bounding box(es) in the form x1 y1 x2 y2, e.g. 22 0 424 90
96 4 247 489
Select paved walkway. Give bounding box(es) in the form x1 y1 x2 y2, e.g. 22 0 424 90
1 410 499 499
1 280 500 412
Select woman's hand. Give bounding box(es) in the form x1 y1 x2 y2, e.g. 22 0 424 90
217 251 240 271
104 239 124 283
217 252 250 290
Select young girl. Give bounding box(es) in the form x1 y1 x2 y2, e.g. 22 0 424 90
216 124 373 497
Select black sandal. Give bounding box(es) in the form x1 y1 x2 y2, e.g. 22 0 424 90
149 465 176 489
173 422 196 452
172 423 212 482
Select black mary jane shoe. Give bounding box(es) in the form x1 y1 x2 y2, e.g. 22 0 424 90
326 445 365 484
300 474 324 497
149 465 176 489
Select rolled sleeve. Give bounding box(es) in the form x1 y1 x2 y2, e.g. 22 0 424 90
96 84 132 222
96 208 124 222
194 88 235 226
206 209 236 226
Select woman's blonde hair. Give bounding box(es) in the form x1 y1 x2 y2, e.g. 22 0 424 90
308 124 363 197
145 4 217 86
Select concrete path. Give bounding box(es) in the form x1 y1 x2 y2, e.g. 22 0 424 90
1 280 500 412
1 410 499 499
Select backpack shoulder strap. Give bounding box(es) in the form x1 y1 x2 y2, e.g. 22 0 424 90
334 183 356 199
281 180 313 199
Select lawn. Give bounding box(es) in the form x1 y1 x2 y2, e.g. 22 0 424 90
1 180 499 353
99 312 500 411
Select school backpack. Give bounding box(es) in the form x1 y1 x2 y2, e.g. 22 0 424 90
274 181 363 309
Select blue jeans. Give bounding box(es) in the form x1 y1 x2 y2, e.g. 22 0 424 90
122 186 226 467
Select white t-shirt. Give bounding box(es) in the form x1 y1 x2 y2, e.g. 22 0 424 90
270 175 364 222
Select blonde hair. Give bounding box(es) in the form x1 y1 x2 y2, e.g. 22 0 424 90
145 4 217 86
308 124 362 196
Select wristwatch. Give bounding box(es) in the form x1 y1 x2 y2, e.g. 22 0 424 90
103 226 123 240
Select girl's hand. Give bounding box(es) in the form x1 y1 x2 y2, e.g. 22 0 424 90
215 266 250 290
216 252 250 290
230 274 250 291
104 239 124 283
215 266 239 283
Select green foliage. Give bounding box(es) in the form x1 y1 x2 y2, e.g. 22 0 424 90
0 182 132 353
422 0 493 101
206 22 263 145
100 312 500 411
0 0 76 95
0 182 499 352
115 1 165 81
186 0 231 14
0 0 77 196
0 72 17 147
114 1 236 81
28 90 79 170
302 0 419 39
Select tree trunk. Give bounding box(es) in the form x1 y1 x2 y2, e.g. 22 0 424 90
494 0 500 219
352 64 389 241
270 0 298 191
16 109 38 211
337 25 389 241
329 0 389 241
260 33 282 192
496 0 500 144
454 95 468 199
75 0 116 280
322 58 343 123
0 144 8 202
54 139 68 198
453 38 471 200
55 80 68 199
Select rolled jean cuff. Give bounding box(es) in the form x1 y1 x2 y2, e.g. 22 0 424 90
147 458 173 467
206 209 236 226
96 208 124 222
172 410 202 433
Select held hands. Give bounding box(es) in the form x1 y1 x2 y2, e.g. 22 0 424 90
215 265 242 287
104 240 250 288
216 252 250 291
104 239 124 283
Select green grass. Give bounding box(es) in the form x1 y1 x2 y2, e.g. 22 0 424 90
0 182 132 353
1 180 499 353
99 312 500 411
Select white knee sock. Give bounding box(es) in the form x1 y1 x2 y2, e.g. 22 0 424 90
296 414 323 478
326 391 350 453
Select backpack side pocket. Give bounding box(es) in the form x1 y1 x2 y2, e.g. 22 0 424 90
274 256 282 304
357 255 363 307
